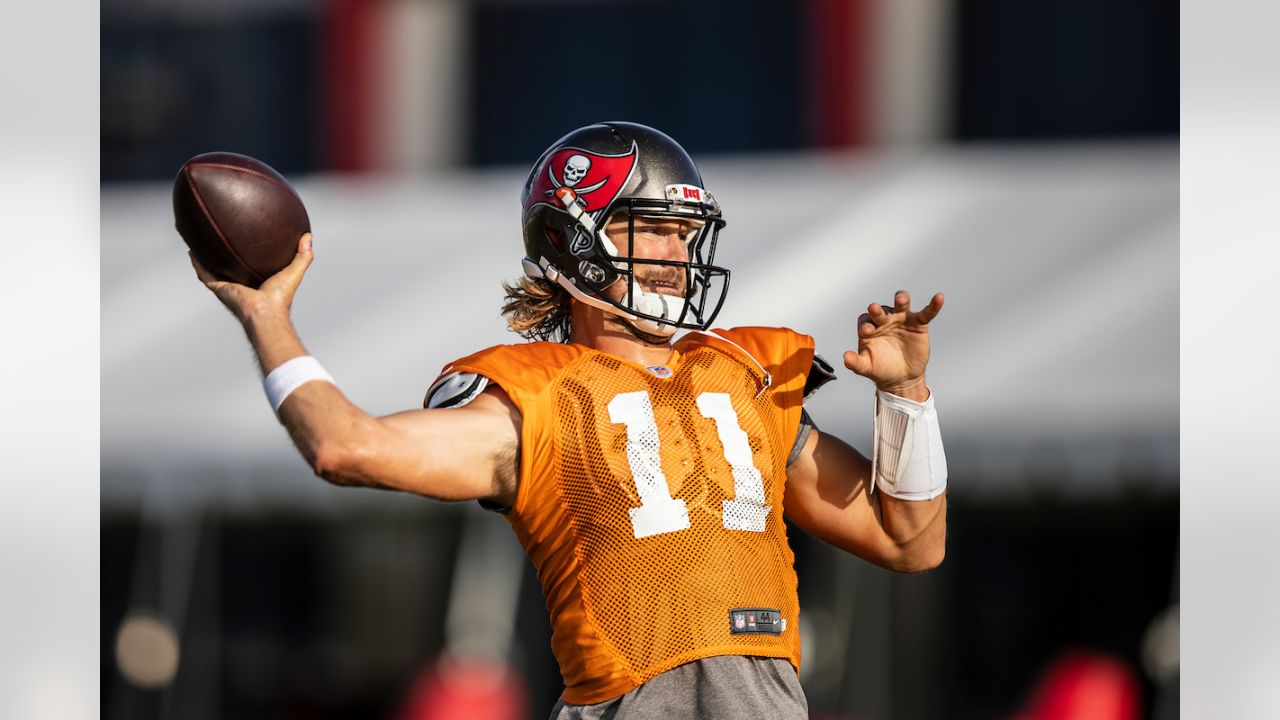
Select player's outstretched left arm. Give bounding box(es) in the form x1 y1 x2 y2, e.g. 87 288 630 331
784 290 947 573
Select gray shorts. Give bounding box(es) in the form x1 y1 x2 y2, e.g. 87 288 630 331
547 656 808 720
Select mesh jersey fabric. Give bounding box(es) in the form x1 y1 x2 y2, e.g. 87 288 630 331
434 327 816 704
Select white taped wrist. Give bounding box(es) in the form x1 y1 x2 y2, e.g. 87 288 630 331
871 388 948 500
263 356 335 412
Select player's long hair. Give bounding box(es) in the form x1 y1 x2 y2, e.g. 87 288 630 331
501 276 573 343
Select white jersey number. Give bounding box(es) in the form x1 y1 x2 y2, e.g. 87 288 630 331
608 390 771 539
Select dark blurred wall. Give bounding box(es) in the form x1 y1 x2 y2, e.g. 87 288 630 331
103 508 468 720
466 0 810 165
100 0 1177 181
932 492 1178 718
103 488 1177 719
101 9 320 182
953 0 1178 139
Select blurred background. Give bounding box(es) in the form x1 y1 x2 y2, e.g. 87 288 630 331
101 1 1177 718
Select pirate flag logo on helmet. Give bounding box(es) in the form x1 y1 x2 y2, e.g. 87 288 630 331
525 143 638 217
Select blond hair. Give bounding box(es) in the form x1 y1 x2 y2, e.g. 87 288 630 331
501 275 573 343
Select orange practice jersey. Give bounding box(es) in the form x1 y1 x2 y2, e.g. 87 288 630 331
435 327 816 704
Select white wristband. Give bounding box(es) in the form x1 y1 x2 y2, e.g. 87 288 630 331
871 388 948 500
263 356 335 413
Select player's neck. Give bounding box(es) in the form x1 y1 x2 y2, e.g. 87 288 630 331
570 305 675 367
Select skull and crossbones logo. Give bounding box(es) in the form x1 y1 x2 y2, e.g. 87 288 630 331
545 154 608 197
562 154 590 186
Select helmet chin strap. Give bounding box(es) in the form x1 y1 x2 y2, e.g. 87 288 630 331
522 257 683 337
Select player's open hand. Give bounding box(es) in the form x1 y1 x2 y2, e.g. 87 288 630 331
191 233 314 323
843 290 944 398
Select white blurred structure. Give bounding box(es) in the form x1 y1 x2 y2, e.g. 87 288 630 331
102 142 1177 508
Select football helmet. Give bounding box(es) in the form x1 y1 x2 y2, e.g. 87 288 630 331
520 122 729 337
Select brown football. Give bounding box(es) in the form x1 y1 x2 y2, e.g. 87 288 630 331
173 152 310 288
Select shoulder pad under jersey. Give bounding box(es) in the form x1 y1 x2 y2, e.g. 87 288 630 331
804 354 837 399
424 372 491 409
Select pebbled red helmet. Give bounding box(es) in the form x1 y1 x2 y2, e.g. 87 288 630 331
520 122 729 337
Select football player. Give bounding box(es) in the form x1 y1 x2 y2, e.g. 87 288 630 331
193 122 947 719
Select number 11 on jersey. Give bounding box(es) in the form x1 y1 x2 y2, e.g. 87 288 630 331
607 391 691 538
608 390 771 540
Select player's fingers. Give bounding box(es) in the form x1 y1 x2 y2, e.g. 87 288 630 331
894 290 911 312
189 252 222 287
858 309 892 337
914 292 945 325
293 232 313 264
843 349 872 376
867 302 894 324
277 233 314 284
857 313 876 337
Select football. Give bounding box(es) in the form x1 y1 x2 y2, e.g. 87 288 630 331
173 152 310 288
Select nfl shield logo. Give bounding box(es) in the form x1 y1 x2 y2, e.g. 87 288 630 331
734 613 745 630
645 365 673 378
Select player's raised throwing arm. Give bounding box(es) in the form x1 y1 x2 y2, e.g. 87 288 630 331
784 290 947 573
192 234 521 506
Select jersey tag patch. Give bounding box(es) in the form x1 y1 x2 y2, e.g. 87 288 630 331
729 608 785 635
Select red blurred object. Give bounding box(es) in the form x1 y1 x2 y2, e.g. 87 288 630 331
323 0 376 172
1017 650 1142 720
807 0 871 148
397 657 527 720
